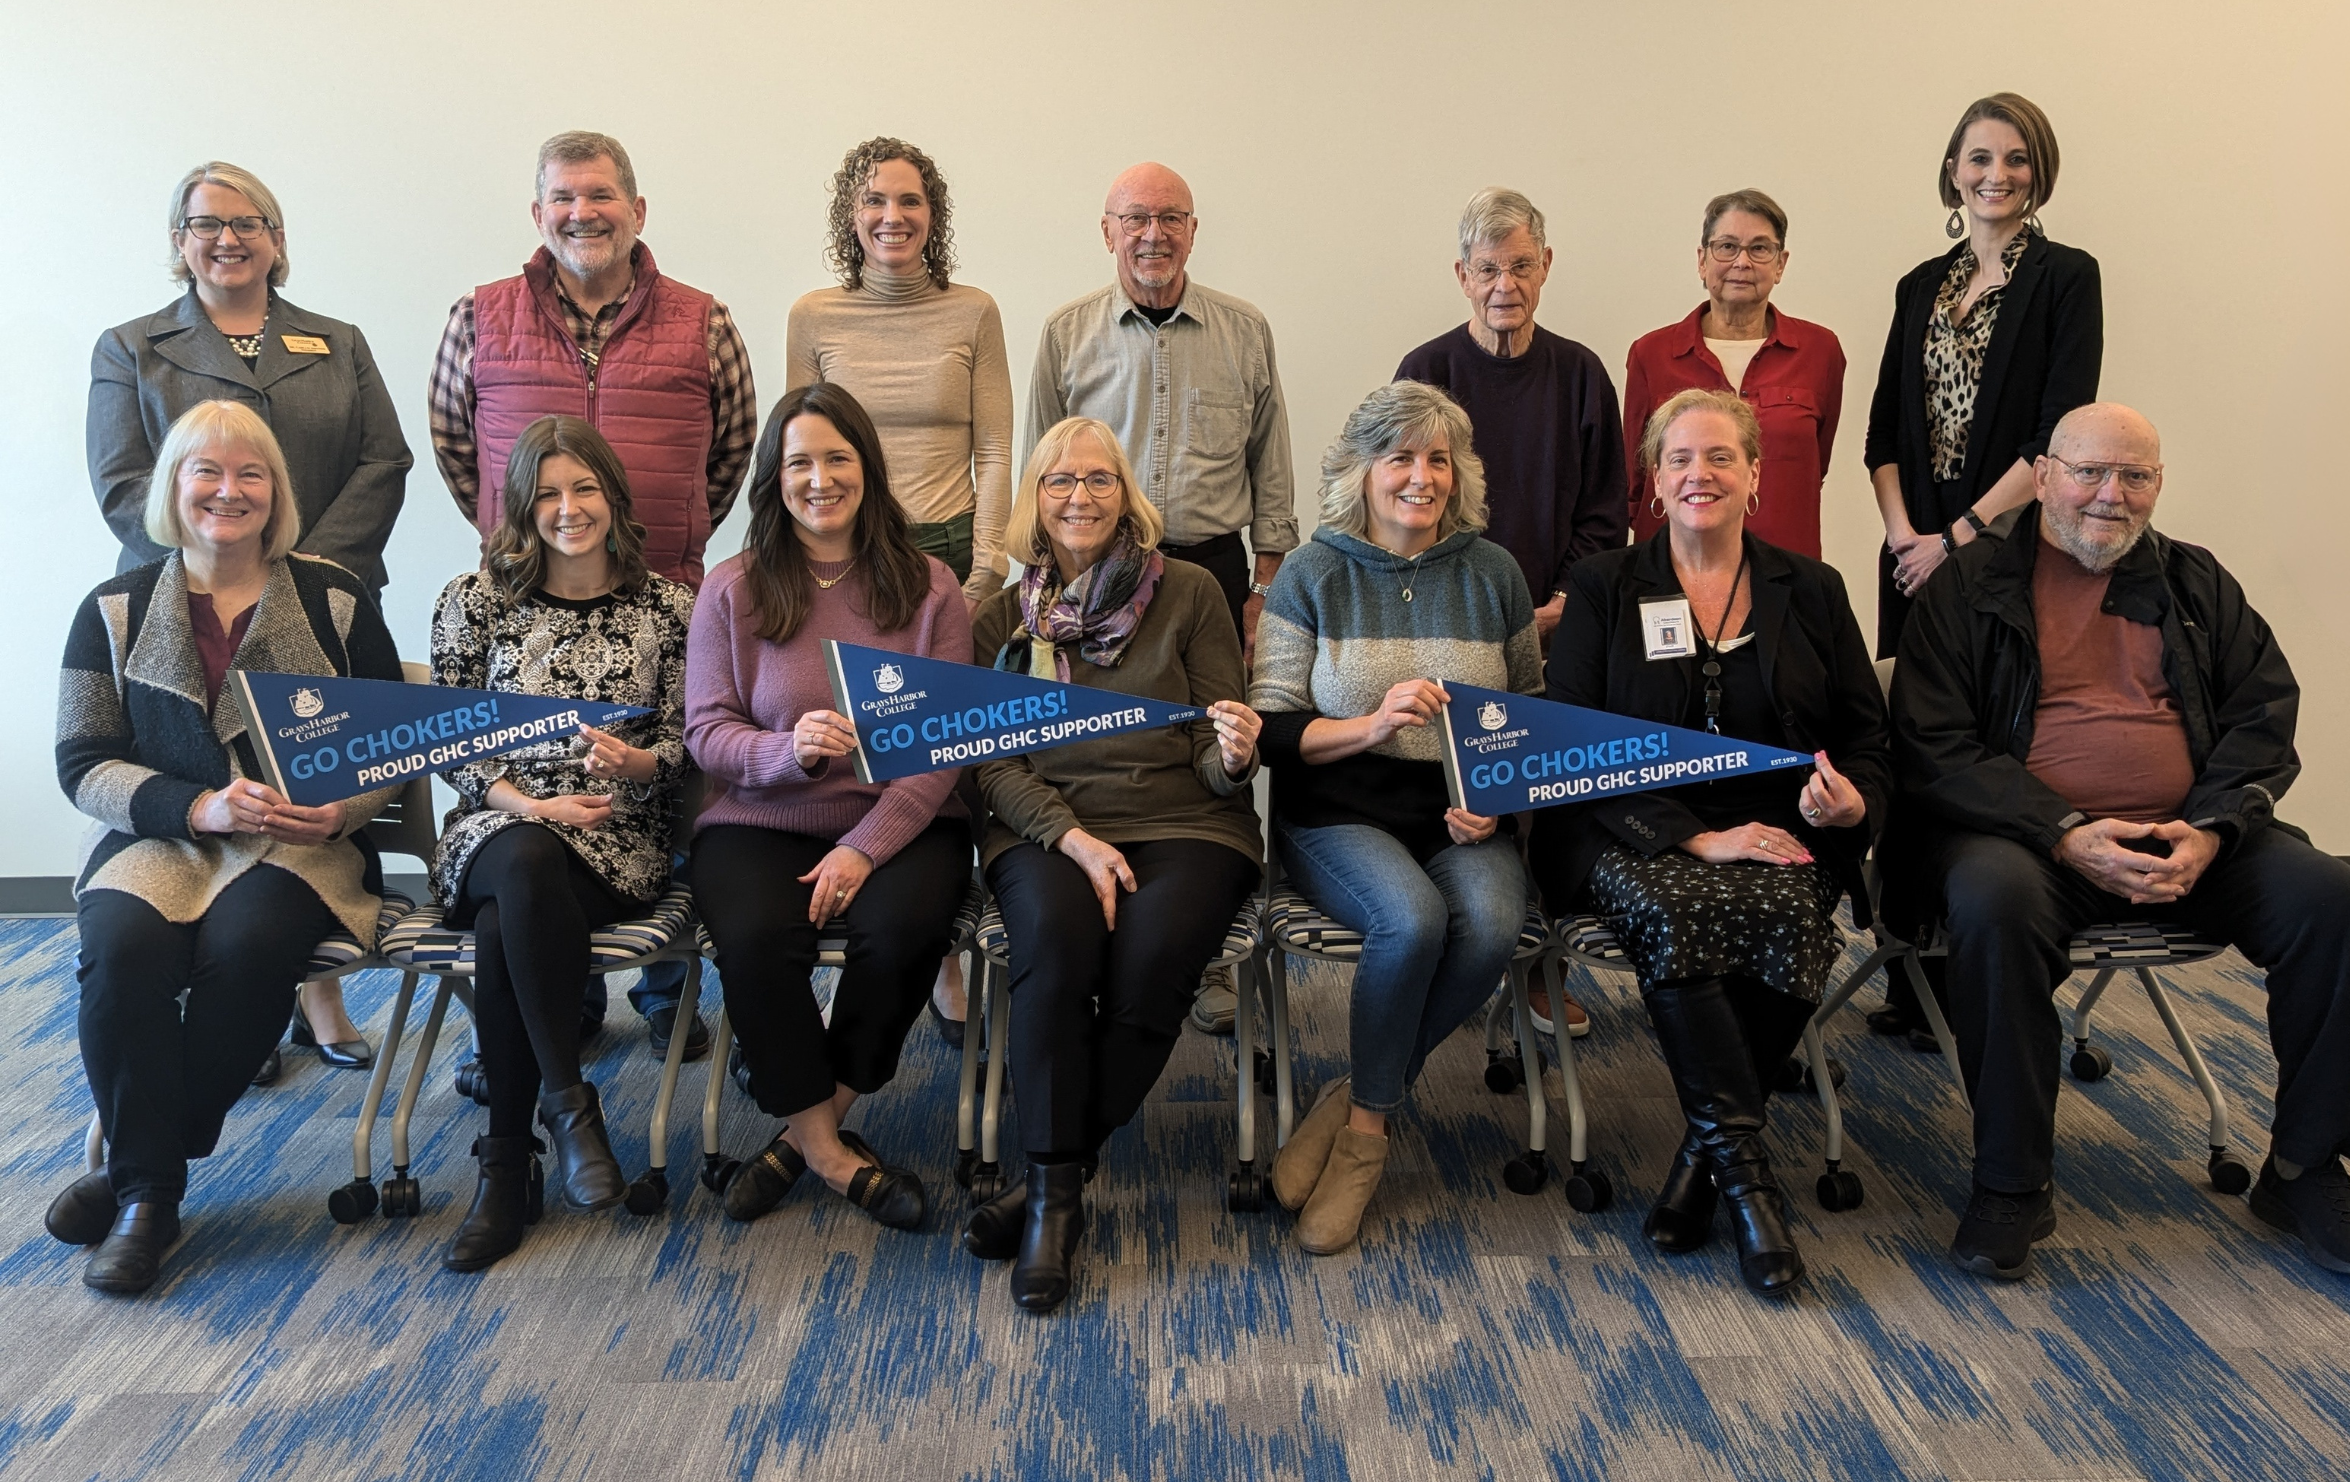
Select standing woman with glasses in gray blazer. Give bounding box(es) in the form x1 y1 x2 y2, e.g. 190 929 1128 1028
87 161 414 1071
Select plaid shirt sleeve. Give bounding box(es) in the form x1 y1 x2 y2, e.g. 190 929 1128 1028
426 294 480 520
704 300 757 529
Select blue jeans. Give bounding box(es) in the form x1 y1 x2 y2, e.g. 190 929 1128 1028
1279 821 1527 1113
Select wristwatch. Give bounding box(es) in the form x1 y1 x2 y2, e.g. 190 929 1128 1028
1247 580 1273 598
1939 527 1960 556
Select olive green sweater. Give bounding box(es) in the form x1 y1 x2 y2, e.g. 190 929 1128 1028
970 561 1262 868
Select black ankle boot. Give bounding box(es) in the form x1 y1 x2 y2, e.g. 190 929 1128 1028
1646 977 1806 1297
963 1171 1030 1261
537 1082 626 1211
1010 1162 1086 1312
443 1135 545 1272
1643 1127 1716 1253
84 1200 181 1294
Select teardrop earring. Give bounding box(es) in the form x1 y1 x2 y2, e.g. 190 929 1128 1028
1945 208 1965 239
605 533 617 553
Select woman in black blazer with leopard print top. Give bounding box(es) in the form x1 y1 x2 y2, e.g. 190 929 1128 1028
1864 92 2102 660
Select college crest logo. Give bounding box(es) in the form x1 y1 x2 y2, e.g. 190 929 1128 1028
1477 700 1508 733
290 687 325 719
874 663 905 695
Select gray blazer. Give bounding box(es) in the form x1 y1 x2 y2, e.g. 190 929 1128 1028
88 290 412 594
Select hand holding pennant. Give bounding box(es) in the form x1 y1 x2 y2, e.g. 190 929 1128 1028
822 640 1206 783
1437 680 1814 816
229 671 650 808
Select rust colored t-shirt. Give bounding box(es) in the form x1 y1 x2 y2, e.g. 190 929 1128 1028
187 590 255 710
2024 545 2195 822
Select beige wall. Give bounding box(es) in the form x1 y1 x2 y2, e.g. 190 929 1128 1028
5 1 2344 873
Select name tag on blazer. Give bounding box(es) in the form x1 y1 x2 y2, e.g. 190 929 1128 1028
1641 597 1694 660
280 334 330 355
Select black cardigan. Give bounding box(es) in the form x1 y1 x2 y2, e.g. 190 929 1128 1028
1528 531 1892 921
1863 232 2103 656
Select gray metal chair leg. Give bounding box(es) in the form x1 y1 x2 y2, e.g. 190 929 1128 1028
1228 949 1267 1209
1543 954 1610 1211
1265 946 1295 1147
698 1003 735 1197
625 953 701 1214
84 1112 102 1174
1902 951 1970 1107
1502 962 1550 1195
2136 968 2253 1193
329 969 422 1223
955 952 985 1191
969 954 1012 1202
378 974 460 1218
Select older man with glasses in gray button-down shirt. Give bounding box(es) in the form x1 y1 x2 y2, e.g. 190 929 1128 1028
1026 161 1297 1036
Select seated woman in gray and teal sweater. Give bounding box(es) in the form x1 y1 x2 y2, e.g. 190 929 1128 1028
1249 380 1542 1257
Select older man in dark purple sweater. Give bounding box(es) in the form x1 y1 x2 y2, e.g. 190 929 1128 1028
1396 187 1627 647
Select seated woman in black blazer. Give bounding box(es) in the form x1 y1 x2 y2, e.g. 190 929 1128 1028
1531 390 1890 1299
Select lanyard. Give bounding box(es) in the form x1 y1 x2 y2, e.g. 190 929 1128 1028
1694 550 1750 736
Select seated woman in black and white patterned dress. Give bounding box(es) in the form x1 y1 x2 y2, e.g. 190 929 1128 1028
427 415 693 1273
1530 389 1889 1300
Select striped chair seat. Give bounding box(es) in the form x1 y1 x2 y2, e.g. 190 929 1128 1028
304 892 413 977
383 887 696 976
1556 914 1631 968
1266 888 1549 961
974 895 1259 965
2068 921 2229 969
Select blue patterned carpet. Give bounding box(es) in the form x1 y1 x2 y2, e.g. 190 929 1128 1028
1 913 2346 1480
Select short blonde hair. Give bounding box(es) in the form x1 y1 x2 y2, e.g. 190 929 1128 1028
167 162 288 287
1639 388 1763 474
144 400 302 561
1318 381 1489 541
1005 418 1164 564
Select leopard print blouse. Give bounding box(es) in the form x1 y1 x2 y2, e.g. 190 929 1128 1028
1923 228 2033 482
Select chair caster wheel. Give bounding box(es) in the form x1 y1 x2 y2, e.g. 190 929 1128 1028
1503 1153 1549 1196
1227 1165 1266 1212
1484 1054 1524 1094
2208 1153 2253 1196
699 1156 740 1196
968 1167 1004 1206
328 1179 378 1224
2070 1042 2113 1082
1817 1168 1866 1211
623 1171 669 1216
953 1148 977 1190
381 1175 421 1218
1563 1164 1612 1212
1778 1055 1847 1093
1253 1049 1278 1095
452 1056 490 1107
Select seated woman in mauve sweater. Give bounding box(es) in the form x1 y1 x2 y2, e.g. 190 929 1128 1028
1251 380 1544 1258
685 382 973 1233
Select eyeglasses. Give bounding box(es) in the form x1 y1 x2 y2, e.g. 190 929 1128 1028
179 215 274 241
1466 258 1542 287
1041 471 1122 498
1113 211 1192 237
1705 238 1783 264
2049 455 2162 494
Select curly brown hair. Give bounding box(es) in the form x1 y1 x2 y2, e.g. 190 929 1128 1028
824 136 957 290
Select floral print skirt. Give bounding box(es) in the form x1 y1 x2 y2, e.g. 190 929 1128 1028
1586 843 1843 1004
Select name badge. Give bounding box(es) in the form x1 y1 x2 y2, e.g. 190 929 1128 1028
1641 597 1694 660
280 334 330 355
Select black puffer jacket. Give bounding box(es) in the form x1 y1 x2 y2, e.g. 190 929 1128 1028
1884 503 2301 916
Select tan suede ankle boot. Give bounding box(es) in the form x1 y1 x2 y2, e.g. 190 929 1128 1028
1273 1076 1353 1211
1297 1125 1388 1255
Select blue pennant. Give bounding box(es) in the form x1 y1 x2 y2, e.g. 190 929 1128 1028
1439 680 1813 815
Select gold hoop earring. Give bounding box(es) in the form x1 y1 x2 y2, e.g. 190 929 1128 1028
1745 492 1760 517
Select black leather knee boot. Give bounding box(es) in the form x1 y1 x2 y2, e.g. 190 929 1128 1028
1646 978 1805 1297
1010 1161 1087 1312
1644 1126 1717 1252
443 1135 544 1272
537 1082 626 1212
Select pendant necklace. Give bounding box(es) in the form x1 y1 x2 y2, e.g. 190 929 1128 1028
812 561 856 590
1695 548 1750 736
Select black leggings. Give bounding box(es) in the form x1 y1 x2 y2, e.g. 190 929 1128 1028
986 838 1258 1160
696 820 971 1119
77 867 338 1204
454 824 632 1137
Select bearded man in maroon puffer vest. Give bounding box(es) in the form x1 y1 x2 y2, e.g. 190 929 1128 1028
428 128 756 1059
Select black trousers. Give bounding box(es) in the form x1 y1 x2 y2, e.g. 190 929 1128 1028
1162 531 1249 643
986 837 1258 1159
696 820 971 1119
454 824 631 1137
77 867 337 1204
1930 825 2350 1191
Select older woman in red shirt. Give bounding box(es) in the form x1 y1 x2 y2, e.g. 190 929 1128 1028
1623 190 1845 558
